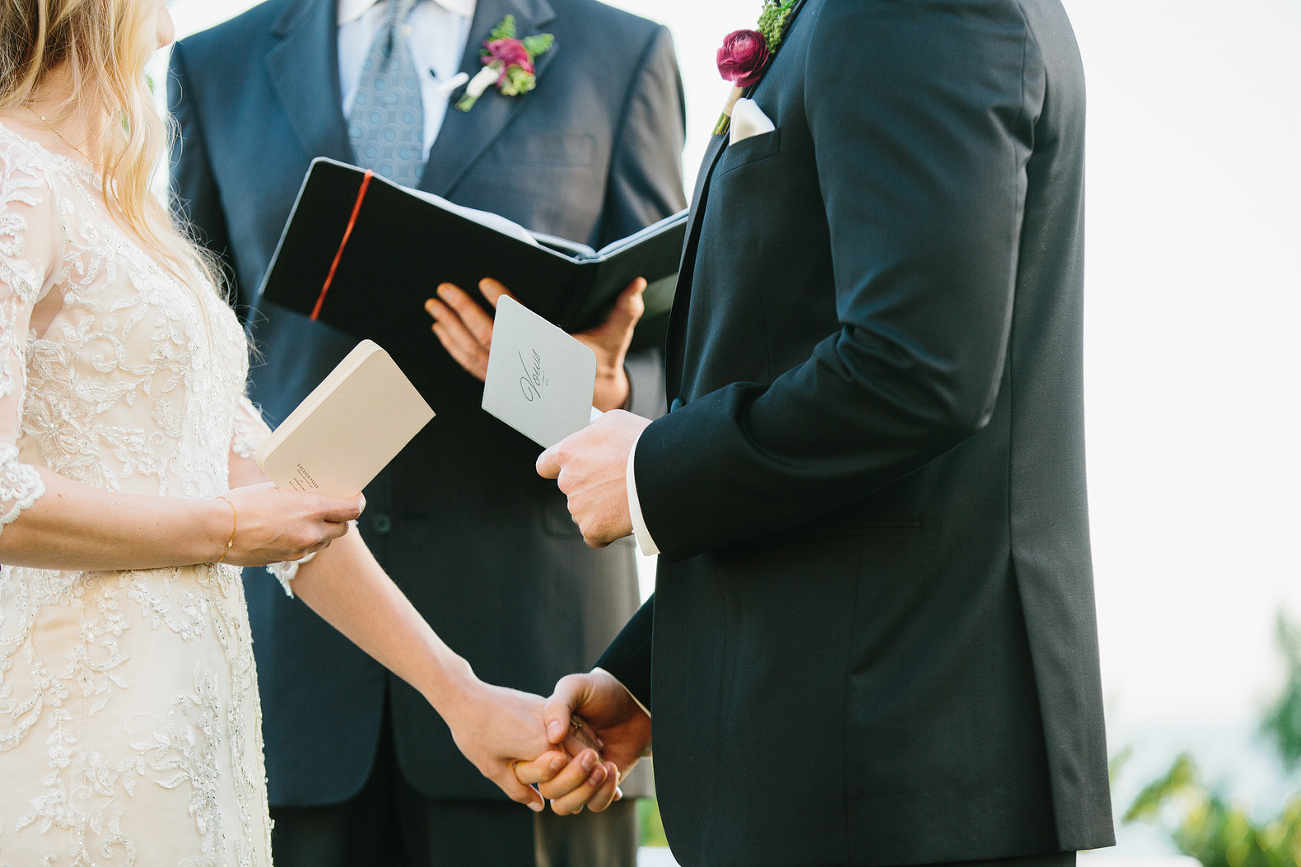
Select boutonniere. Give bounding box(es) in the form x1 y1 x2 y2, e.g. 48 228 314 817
455 15 555 112
713 0 798 136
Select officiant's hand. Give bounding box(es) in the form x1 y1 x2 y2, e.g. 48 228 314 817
513 669 651 814
425 277 647 411
536 410 649 547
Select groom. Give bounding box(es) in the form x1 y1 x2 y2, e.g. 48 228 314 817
526 0 1116 864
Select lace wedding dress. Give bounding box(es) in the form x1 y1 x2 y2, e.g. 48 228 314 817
0 122 276 866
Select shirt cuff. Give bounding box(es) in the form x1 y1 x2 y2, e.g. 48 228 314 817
594 667 652 722
626 431 659 556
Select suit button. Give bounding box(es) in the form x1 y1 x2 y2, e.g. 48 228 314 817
371 512 393 536
670 397 683 412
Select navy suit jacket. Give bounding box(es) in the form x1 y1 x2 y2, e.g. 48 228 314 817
598 0 1114 863
170 0 685 805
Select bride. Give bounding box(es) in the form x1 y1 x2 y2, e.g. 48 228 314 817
0 0 605 863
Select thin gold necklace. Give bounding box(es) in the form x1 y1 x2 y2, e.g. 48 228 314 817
24 105 95 168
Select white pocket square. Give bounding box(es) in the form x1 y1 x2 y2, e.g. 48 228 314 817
729 98 776 145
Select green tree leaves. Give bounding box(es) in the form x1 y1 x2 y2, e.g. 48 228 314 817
1122 611 1301 867
1263 614 1301 773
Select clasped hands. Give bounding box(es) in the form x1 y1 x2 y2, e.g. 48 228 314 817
501 668 653 815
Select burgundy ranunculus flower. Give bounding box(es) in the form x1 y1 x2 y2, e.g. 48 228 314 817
716 29 770 88
483 37 534 74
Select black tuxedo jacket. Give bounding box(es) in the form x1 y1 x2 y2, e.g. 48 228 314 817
598 0 1113 864
169 0 685 805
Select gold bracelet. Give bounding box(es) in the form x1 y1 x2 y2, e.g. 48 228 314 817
215 496 237 564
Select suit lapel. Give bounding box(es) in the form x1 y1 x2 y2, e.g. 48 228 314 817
265 0 354 163
664 0 815 401
419 0 558 196
664 134 729 401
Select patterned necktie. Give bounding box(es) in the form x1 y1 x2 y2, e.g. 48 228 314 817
349 0 425 187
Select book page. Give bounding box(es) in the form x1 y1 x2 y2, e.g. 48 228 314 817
406 188 542 249
532 232 598 260
594 209 690 259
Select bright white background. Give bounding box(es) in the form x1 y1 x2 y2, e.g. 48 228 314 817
167 0 1301 854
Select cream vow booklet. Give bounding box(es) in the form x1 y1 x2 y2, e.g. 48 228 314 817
483 297 598 448
257 340 435 497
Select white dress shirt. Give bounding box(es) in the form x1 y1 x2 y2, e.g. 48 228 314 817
626 433 660 555
619 440 657 719
338 0 477 160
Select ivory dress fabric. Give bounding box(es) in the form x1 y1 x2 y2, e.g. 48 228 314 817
0 122 276 866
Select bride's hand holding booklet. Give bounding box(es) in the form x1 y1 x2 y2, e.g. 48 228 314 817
257 158 689 372
257 340 435 498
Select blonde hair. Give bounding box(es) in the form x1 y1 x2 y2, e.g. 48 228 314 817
0 0 217 289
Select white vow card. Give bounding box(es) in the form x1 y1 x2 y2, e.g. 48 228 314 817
483 296 598 448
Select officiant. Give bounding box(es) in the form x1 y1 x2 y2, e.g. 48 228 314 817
168 0 686 864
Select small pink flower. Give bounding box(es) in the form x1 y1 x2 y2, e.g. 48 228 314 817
716 29 770 88
484 37 534 83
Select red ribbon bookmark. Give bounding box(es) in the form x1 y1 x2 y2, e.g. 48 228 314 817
311 169 374 321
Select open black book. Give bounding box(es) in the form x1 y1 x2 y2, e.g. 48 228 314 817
257 158 688 363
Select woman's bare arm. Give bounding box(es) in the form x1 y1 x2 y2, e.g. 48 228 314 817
0 467 361 571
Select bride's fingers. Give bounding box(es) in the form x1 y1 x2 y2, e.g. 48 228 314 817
512 751 569 786
581 762 621 813
536 749 603 803
319 521 350 542
307 522 348 552
301 537 333 557
495 764 545 813
547 759 609 816
316 494 365 524
299 518 353 556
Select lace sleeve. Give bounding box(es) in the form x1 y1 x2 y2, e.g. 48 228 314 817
229 394 319 596
0 446 44 528
0 143 60 534
231 394 270 460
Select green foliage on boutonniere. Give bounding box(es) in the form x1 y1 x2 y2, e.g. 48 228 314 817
456 15 555 112
488 15 517 40
523 34 555 57
757 0 798 52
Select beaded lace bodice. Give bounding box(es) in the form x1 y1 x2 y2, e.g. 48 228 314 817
0 123 263 516
0 122 274 865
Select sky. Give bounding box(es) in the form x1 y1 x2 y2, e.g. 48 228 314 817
167 0 1301 835
1064 0 1301 729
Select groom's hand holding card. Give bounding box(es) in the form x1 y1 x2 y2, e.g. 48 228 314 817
482 296 604 449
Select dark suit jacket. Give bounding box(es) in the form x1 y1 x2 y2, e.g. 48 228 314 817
597 0 1114 864
169 0 685 806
